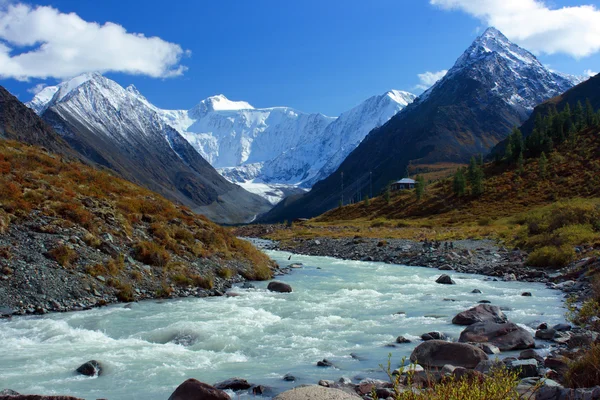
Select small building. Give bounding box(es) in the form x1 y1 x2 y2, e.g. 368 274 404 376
391 178 415 191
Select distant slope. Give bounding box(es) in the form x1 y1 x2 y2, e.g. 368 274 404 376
28 74 271 224
260 28 582 222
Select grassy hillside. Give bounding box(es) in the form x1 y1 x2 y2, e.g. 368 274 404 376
0 139 273 310
266 125 600 268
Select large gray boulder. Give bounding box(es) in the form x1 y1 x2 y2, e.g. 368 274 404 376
213 378 252 391
168 379 230 400
274 386 360 400
459 322 535 351
267 281 293 293
75 360 103 377
452 304 507 325
436 274 455 285
410 340 488 369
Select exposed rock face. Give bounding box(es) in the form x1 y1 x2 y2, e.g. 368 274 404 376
459 322 535 351
410 340 488 369
274 386 361 400
168 379 231 400
267 281 293 293
452 304 508 325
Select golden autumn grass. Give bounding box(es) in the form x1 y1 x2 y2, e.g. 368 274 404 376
0 139 274 284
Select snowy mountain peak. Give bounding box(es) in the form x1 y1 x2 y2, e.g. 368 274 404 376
454 27 539 70
385 90 418 106
126 84 141 96
27 72 104 113
189 94 254 118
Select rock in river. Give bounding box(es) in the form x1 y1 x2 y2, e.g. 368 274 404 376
213 378 252 391
168 379 230 400
274 385 361 400
452 304 508 326
267 281 293 293
459 322 535 351
410 340 488 369
75 360 103 377
436 274 456 285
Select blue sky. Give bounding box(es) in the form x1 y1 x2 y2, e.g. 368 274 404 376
0 0 598 116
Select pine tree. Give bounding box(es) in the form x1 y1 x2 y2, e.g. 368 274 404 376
453 169 466 197
585 99 595 128
364 195 370 206
516 151 524 175
471 165 484 196
574 100 585 130
467 156 477 182
384 187 390 204
415 175 425 200
478 153 484 166
505 141 513 162
539 152 548 178
509 128 524 162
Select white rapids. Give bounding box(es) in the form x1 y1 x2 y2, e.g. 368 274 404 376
0 250 567 399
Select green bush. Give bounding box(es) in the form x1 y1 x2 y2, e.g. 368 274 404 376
526 245 575 268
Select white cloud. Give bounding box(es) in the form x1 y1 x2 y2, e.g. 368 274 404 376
0 3 189 81
27 83 47 95
584 69 598 77
415 70 448 90
430 0 600 58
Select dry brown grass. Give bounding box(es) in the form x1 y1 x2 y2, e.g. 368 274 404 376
47 245 78 268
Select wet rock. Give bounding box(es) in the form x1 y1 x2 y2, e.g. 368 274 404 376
436 274 455 285
452 304 507 325
267 281 292 293
552 323 571 332
472 342 500 355
282 373 296 382
318 380 334 387
518 349 543 364
421 331 447 341
168 379 230 400
521 292 532 297
478 300 491 304
471 289 482 293
350 353 367 361
317 359 334 367
75 360 103 377
535 329 556 340
410 340 488 369
396 336 411 344
251 385 270 396
459 322 535 351
0 390 19 395
213 378 252 391
274 385 361 400
241 282 255 289
543 356 570 375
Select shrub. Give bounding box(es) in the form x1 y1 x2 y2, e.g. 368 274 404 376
133 241 171 267
566 344 600 388
112 281 134 302
130 270 142 281
192 274 214 289
47 245 78 268
173 227 194 244
217 266 234 279
82 233 101 248
526 245 575 268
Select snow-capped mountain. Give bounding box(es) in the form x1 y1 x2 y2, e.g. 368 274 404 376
419 27 584 116
27 73 272 224
161 90 415 203
260 27 585 222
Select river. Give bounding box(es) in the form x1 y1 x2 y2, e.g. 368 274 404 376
0 250 566 399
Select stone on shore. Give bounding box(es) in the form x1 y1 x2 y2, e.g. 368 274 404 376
267 281 293 293
168 379 230 400
0 396 84 400
274 386 361 400
410 340 488 369
458 322 535 351
452 304 507 326
436 274 455 285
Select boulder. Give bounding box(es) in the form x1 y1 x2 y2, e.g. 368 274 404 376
535 329 556 340
436 274 455 285
282 373 296 382
458 322 535 351
274 386 361 400
452 304 508 326
472 343 500 355
267 281 293 293
317 359 334 367
396 336 411 344
518 350 544 364
410 340 488 369
471 289 482 294
0 396 84 400
475 359 504 375
521 292 532 297
421 332 447 341
213 378 252 391
552 323 571 332
75 360 103 377
168 379 230 400
508 359 539 378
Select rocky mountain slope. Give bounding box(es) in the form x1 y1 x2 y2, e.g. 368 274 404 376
27 74 271 224
260 27 584 222
0 137 274 316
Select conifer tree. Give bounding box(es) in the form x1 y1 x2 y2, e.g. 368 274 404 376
364 195 370 206
415 175 425 200
384 187 390 204
574 100 585 130
453 169 466 197
516 151 524 175
585 99 595 128
471 165 484 196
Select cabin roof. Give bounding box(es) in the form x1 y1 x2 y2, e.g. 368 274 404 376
395 178 415 184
